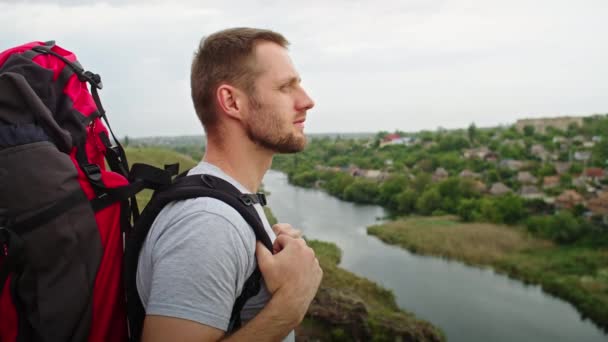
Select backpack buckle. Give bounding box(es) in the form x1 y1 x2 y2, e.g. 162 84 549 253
82 164 105 190
239 195 254 206
256 193 267 206
82 71 103 90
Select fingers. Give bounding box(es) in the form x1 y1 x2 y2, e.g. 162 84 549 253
272 234 311 255
255 242 273 269
272 223 302 239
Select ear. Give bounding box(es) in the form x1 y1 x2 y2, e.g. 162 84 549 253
216 84 246 121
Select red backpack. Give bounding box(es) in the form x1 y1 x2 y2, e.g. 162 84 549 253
0 41 272 342
0 41 145 342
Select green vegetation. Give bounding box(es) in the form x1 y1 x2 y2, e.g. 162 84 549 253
272 115 608 247
368 217 608 331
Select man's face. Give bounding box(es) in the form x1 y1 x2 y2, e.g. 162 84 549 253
242 42 314 153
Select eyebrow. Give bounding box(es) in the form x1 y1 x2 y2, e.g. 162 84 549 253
278 76 301 88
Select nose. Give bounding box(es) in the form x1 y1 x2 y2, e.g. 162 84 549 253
297 87 315 111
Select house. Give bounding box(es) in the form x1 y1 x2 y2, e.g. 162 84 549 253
485 152 499 162
583 141 595 148
555 190 584 209
459 169 481 179
379 134 415 148
543 175 560 189
553 136 567 144
519 185 543 199
586 191 608 218
463 147 491 159
489 182 512 196
573 174 588 188
363 170 389 181
432 167 449 182
350 167 362 177
472 180 487 193
530 144 550 160
572 135 585 143
500 159 524 171
515 117 583 134
584 168 605 182
554 162 571 175
574 151 591 162
517 171 538 184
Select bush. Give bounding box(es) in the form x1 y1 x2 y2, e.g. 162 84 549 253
343 178 380 204
395 189 417 214
416 188 442 215
525 211 591 244
457 199 480 222
291 170 320 187
494 194 526 224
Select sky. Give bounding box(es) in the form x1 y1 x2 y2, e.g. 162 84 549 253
1 0 607 138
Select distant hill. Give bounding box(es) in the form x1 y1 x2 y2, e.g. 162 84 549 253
127 135 205 148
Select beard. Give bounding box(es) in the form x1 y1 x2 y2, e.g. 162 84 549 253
244 95 307 153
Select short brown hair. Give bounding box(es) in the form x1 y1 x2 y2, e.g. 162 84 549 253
191 27 289 132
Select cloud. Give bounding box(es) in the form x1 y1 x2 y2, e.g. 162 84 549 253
1 0 607 137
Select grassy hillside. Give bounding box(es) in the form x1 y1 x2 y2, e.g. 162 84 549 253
125 147 198 207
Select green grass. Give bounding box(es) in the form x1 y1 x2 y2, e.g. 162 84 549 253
368 216 608 332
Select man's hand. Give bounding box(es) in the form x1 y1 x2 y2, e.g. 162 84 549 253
255 236 322 326
271 223 302 253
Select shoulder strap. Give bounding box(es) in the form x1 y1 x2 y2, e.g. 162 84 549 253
125 174 272 341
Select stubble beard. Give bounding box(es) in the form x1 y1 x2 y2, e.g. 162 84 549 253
245 95 307 154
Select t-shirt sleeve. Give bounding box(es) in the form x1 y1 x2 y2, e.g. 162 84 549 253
145 208 252 331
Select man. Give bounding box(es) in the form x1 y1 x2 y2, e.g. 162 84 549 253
136 28 322 341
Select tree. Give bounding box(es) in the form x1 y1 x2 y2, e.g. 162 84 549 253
468 123 477 144
343 179 380 204
416 188 442 215
378 175 409 208
494 194 525 224
458 199 480 222
523 125 535 137
396 189 417 214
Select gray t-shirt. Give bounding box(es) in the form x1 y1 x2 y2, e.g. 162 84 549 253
136 161 294 341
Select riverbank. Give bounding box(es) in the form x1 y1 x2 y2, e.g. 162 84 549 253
368 216 608 332
265 208 444 341
299 240 445 342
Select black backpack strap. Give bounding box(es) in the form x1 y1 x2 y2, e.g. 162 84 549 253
125 174 272 342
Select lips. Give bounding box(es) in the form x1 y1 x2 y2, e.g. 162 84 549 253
294 118 305 130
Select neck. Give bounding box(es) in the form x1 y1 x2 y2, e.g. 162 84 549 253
203 131 273 193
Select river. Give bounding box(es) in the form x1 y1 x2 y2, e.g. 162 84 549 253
263 170 607 342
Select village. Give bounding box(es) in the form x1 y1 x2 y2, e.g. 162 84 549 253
298 115 608 229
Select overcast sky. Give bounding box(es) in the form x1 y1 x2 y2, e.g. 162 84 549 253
1 0 607 137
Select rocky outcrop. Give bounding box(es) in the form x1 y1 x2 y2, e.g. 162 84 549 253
296 287 444 342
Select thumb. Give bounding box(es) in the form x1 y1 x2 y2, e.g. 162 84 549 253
255 242 273 269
